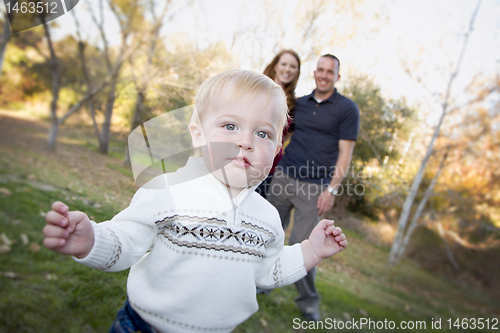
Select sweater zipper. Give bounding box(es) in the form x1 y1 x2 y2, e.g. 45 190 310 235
232 202 237 225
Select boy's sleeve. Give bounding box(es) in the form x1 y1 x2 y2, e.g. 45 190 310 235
254 210 307 288
74 187 158 272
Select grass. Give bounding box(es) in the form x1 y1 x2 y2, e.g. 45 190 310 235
0 111 499 332
0 179 129 332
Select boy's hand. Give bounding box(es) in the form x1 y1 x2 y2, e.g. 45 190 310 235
301 219 347 271
43 201 95 259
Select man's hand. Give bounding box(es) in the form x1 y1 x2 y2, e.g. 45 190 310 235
301 219 347 271
43 201 95 259
317 190 335 216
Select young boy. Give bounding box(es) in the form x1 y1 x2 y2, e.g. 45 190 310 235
43 69 348 333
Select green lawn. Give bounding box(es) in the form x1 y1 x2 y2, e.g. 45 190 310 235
0 113 499 332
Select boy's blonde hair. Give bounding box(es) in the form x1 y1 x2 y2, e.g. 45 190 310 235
192 69 289 142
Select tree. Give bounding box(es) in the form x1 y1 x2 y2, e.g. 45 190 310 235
73 0 173 154
431 104 500 271
339 75 417 217
84 0 145 154
124 0 178 165
191 0 387 72
0 13 12 76
388 0 499 264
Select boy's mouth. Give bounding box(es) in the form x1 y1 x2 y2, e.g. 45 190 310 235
230 156 252 167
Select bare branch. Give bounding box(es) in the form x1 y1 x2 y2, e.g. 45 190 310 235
447 84 500 115
90 0 112 70
437 222 460 272
442 0 482 113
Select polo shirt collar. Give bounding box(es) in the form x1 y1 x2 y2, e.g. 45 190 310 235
308 88 339 104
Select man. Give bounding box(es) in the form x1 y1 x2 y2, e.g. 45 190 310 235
267 54 359 321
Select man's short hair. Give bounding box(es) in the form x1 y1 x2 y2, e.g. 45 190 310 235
320 54 340 72
192 69 289 142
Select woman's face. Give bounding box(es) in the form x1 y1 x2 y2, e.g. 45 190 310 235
273 52 299 85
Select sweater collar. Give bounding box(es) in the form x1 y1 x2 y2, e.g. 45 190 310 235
173 156 258 205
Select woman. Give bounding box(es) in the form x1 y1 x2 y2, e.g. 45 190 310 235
257 50 301 199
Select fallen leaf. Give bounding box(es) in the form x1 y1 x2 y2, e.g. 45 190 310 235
29 243 41 253
1 271 16 279
39 211 46 217
20 234 29 246
45 274 58 281
0 245 11 254
0 188 11 196
359 309 369 317
1 233 12 246
259 318 268 327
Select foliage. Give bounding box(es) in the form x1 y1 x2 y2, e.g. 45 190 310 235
422 104 500 261
0 26 46 106
121 38 240 127
338 75 419 217
0 26 106 113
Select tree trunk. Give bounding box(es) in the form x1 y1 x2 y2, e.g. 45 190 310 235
0 18 12 76
124 89 145 165
98 75 118 154
392 152 447 263
47 119 59 151
388 110 447 264
43 20 61 151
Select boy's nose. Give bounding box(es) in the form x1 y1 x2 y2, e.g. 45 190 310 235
238 133 254 151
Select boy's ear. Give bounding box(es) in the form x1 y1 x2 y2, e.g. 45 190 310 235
189 122 205 147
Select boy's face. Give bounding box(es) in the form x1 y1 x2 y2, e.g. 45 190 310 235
190 93 282 193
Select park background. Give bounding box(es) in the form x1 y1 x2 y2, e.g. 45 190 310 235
0 0 499 332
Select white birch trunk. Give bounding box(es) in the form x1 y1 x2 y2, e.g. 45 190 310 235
393 152 447 263
388 1 481 265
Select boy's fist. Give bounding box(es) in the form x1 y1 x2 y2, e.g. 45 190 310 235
309 219 347 260
301 219 347 271
43 201 94 259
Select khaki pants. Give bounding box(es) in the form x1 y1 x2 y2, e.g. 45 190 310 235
267 170 323 315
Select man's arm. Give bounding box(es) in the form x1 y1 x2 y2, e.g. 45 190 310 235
316 139 356 215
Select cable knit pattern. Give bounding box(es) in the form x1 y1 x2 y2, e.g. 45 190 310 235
75 157 306 333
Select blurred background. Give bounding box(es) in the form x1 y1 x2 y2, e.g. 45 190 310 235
0 0 499 332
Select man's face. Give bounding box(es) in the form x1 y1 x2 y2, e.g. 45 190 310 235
190 93 282 192
313 57 340 94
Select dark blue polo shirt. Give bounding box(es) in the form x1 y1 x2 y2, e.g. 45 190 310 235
277 89 360 185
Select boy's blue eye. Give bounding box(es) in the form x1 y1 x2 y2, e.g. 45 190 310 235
225 124 236 130
256 131 268 139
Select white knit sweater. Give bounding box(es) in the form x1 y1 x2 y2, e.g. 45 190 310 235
75 157 306 332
